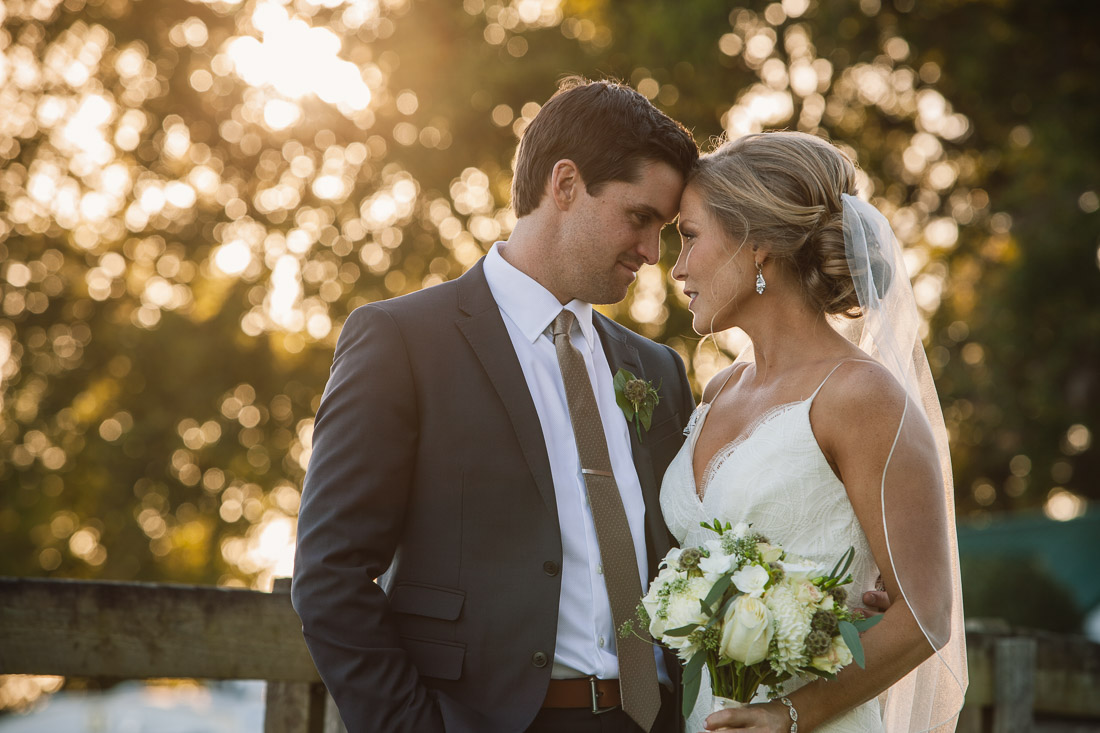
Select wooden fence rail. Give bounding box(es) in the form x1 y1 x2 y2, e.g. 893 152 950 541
0 576 343 733
2 577 1099 732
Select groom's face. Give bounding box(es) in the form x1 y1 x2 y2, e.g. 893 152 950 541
556 159 684 305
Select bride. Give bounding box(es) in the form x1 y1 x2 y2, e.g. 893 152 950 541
659 132 967 732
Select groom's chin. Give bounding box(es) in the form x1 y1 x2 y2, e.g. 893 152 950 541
583 283 632 306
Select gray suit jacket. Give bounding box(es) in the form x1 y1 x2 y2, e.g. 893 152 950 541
292 259 694 732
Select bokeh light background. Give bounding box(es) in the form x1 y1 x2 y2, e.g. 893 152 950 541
1 0 1098 709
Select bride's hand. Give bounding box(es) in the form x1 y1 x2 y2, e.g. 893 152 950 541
703 700 790 732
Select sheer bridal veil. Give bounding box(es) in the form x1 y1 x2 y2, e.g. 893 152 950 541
837 193 968 732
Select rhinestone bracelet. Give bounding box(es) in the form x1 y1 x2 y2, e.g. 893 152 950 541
778 696 798 732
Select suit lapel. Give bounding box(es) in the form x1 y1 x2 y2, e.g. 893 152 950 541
592 315 668 561
455 261 557 519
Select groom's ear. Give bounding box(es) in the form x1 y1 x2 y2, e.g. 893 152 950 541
549 159 583 211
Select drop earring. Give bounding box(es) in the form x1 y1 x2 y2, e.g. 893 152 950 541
755 261 766 295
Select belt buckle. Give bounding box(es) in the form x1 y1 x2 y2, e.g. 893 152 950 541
588 676 618 715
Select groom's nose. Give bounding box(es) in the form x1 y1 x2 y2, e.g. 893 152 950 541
637 233 660 266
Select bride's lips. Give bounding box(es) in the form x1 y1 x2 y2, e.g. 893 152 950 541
683 289 697 308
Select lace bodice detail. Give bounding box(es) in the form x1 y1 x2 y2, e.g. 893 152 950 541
661 388 884 732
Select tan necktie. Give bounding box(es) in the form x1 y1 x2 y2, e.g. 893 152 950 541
550 310 660 731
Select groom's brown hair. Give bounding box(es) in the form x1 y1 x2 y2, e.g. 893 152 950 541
510 77 698 217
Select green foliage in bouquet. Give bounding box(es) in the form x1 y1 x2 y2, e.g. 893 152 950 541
622 519 883 718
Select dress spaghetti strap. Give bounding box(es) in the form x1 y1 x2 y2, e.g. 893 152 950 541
702 363 741 407
807 358 877 404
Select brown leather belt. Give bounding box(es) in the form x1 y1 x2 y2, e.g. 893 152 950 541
543 676 621 712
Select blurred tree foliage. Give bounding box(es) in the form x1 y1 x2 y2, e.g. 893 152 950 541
0 0 1096 588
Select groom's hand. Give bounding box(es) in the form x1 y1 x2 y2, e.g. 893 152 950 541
849 574 891 618
857 574 891 617
859 590 891 616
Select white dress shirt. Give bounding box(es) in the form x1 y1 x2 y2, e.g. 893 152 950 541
483 243 669 685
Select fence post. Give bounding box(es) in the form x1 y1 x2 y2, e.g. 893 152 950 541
992 636 1036 733
267 578 346 733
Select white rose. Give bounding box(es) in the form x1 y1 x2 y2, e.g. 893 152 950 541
731 564 770 598
733 522 751 538
793 580 824 605
720 595 774 665
778 557 823 582
812 634 854 674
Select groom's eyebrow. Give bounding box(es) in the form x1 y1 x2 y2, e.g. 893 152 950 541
634 202 676 225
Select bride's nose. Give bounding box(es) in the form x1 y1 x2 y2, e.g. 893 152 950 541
671 245 690 281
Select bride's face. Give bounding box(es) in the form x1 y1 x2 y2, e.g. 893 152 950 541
672 185 752 334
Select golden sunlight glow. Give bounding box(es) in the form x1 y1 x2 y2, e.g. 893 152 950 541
924 218 959 249
1044 488 1086 522
227 4 371 120
213 239 253 275
61 94 114 156
0 676 65 713
267 254 304 330
1064 424 1092 454
263 98 301 130
723 84 794 137
222 511 297 589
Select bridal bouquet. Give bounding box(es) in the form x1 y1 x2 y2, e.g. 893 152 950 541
622 520 881 717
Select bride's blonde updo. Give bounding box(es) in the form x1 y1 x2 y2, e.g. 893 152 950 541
689 131 872 317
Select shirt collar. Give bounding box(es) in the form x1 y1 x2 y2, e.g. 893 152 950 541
483 242 596 351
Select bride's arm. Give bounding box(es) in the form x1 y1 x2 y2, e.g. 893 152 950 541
701 361 953 733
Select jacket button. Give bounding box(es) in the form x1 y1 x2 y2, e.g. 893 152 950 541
543 560 559 576
532 651 548 668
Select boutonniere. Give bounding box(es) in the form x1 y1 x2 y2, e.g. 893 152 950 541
613 368 661 438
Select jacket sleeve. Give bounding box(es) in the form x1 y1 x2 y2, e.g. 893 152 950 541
291 304 444 732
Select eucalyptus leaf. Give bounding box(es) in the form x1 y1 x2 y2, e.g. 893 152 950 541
838 620 866 669
684 650 706 681
663 622 698 637
716 592 740 620
853 613 885 632
681 652 705 719
701 575 732 612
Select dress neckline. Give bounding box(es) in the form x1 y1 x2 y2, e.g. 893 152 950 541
689 399 805 501
689 359 862 501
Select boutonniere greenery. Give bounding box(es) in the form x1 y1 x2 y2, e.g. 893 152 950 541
614 368 661 438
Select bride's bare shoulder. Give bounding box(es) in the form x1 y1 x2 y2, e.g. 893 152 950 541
815 359 909 433
701 362 750 403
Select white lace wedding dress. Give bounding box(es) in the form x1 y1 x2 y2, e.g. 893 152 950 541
661 367 885 733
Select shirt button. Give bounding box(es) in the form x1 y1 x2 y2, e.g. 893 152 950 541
543 560 559 576
598 637 606 648
532 651 548 668
596 563 603 575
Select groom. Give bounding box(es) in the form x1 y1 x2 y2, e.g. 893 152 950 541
292 78 699 733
